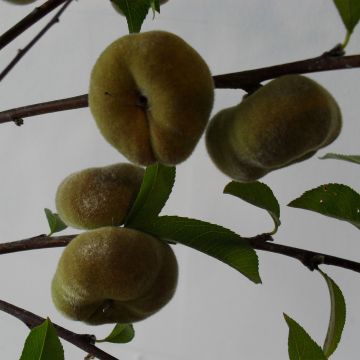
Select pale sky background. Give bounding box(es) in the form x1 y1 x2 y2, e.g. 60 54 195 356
0 1 360 359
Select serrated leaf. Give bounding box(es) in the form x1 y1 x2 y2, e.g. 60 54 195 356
140 215 261 284
20 318 64 360
288 183 360 230
318 270 346 358
224 181 280 234
44 208 67 236
320 153 360 165
333 0 360 33
113 0 151 33
97 323 135 344
284 314 327 360
124 163 175 228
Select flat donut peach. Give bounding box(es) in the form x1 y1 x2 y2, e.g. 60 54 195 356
89 30 214 166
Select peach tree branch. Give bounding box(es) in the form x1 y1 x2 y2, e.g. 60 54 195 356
0 94 88 125
0 0 74 82
213 52 360 90
247 234 360 272
0 234 74 254
1 233 359 274
0 53 359 124
0 299 119 360
0 0 68 51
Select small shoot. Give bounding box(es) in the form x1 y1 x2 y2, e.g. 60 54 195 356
333 0 360 49
44 208 67 236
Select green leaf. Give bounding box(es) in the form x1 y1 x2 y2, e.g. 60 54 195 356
44 208 67 236
113 0 151 33
150 0 160 12
333 0 360 33
140 215 261 284
318 270 346 358
284 314 327 360
97 323 135 344
319 153 360 165
124 163 176 228
20 318 64 360
288 183 360 230
224 181 280 234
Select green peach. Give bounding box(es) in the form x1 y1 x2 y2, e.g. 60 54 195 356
89 30 214 166
56 163 144 229
51 227 178 324
206 75 342 181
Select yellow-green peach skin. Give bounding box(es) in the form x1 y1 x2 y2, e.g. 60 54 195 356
206 75 341 182
89 30 214 166
51 227 178 325
56 163 144 229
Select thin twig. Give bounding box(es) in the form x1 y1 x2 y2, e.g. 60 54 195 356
0 0 74 82
1 232 360 274
0 234 74 254
0 299 119 360
0 0 68 51
0 53 359 124
0 94 88 125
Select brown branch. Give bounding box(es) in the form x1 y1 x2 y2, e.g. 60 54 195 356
0 0 74 82
213 53 360 90
0 94 88 125
0 0 68 51
0 234 74 254
0 299 119 360
247 234 360 273
1 232 360 274
0 53 360 124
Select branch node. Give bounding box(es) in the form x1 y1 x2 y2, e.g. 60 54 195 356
79 334 96 345
248 233 273 246
34 233 47 238
322 44 345 58
24 320 33 329
243 83 263 98
14 118 24 126
85 354 95 360
303 254 325 271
